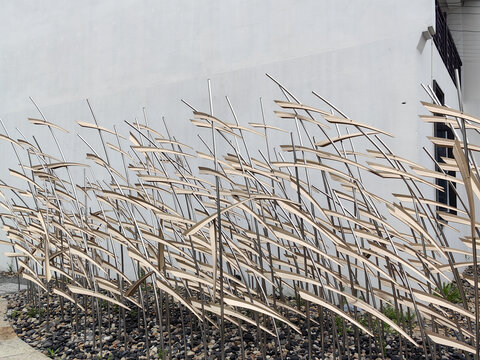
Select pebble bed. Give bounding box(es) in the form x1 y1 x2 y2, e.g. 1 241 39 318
3 267 477 360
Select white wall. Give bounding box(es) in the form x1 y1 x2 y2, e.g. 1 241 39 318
446 0 480 117
0 0 467 271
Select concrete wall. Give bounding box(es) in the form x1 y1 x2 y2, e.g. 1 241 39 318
0 0 467 271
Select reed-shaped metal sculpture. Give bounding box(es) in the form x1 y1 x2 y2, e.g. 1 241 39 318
1 77 479 359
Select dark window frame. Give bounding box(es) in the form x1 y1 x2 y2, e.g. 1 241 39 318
433 80 457 215
433 1 462 86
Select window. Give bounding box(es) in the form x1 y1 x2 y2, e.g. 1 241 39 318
433 1 462 86
433 80 457 215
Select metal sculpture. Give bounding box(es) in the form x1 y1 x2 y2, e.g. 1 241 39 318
1 76 479 359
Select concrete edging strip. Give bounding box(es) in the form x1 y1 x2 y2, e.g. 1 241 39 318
0 298 50 359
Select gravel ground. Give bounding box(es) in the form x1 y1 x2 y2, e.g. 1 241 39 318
3 287 469 360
